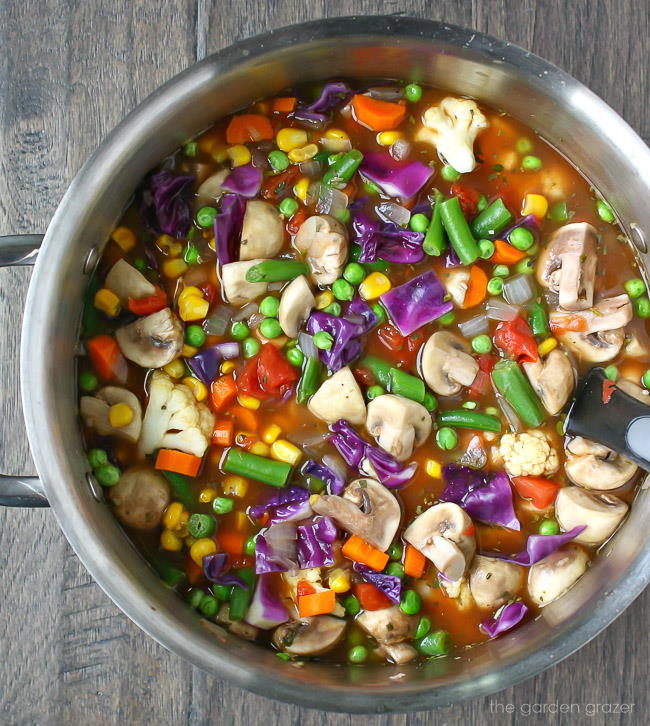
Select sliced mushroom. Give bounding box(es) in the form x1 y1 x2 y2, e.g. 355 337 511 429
565 436 637 491
536 222 598 310
239 200 285 260
220 259 268 305
115 307 184 369
307 366 366 425
469 555 523 609
312 478 400 551
357 605 416 647
522 348 575 415
379 642 418 664
294 214 348 286
557 328 625 363
441 268 470 307
403 502 476 580
555 487 628 545
104 259 156 306
80 386 142 442
108 466 170 530
617 377 650 404
528 544 589 606
623 329 650 358
420 331 479 397
549 294 632 335
194 168 229 209
365 394 431 461
216 603 259 641
272 616 346 656
278 275 315 338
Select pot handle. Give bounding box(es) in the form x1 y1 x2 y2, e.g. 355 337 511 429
0 233 49 507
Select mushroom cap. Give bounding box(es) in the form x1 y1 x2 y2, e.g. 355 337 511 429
115 307 184 369
469 555 523 609
549 294 632 335
555 487 628 545
312 477 401 552
557 328 625 363
420 331 479 397
294 214 348 286
307 366 366 426
220 259 268 305
104 259 156 306
522 348 575 415
380 642 418 664
441 268 470 307
565 436 637 491
536 222 598 310
80 386 143 442
527 544 589 606
239 200 285 261
278 275 315 338
357 604 416 646
272 616 346 656
194 168 229 209
366 394 432 461
108 466 170 530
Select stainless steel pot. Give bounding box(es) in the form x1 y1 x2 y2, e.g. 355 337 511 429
1 16 649 713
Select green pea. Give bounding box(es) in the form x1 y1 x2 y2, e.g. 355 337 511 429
438 311 455 326
322 302 342 316
286 347 304 367
415 616 431 640
526 243 540 257
260 318 282 339
485 406 498 416
441 164 461 182
188 588 205 608
400 589 422 615
387 542 403 561
624 278 646 299
243 337 260 358
244 536 257 556
343 262 366 285
268 149 289 172
231 321 250 340
371 302 386 324
471 334 492 354
313 331 334 350
332 278 355 301
604 365 618 381
198 594 219 617
642 369 650 389
436 427 458 451
410 213 430 233
538 519 560 536
516 258 536 275
385 562 405 579
185 324 206 348
184 141 198 157
462 401 478 409
343 594 361 616
423 391 437 412
133 257 147 272
188 513 216 539
79 370 99 392
364 259 391 274
596 199 615 223
87 448 108 469
348 645 368 663
522 155 542 171
279 197 299 218
213 584 232 601
366 385 386 401
493 264 510 277
509 226 535 251
184 243 201 266
94 463 121 487
476 195 488 212
212 497 234 515
196 206 218 228
417 630 452 656
487 277 504 295
515 137 533 154
259 296 280 317
404 83 423 102
478 239 495 259
635 296 650 318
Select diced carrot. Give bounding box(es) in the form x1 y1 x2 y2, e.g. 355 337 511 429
217 530 246 555
490 239 526 265
549 315 588 333
212 419 234 447
210 374 238 412
511 476 560 509
351 94 407 131
403 544 426 578
273 97 297 113
342 535 389 571
229 405 259 432
297 580 317 597
287 209 307 235
86 334 127 382
353 583 392 611
155 449 203 477
298 589 336 617
463 264 488 308
225 114 274 144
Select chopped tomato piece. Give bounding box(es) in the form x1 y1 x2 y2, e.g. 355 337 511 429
261 166 300 201
353 582 392 611
127 285 168 315
210 374 238 411
602 378 617 404
257 343 299 394
287 209 307 235
494 317 538 363
297 580 317 597
450 183 481 218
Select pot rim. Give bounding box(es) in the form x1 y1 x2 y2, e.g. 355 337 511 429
20 15 650 713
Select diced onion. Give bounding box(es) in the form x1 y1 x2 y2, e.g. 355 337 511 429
232 302 258 321
503 274 537 305
267 281 285 292
390 139 412 162
486 297 521 321
458 314 490 338
298 332 317 358
316 184 349 216
366 86 404 101
495 392 522 433
322 453 347 481
204 305 234 335
320 136 352 153
376 202 411 227
306 181 321 206
248 312 266 329
299 159 323 178
287 426 330 448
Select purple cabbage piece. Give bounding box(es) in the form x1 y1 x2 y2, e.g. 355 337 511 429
250 486 312 525
444 246 462 267
353 211 424 264
441 464 520 531
380 269 453 336
254 523 297 574
293 81 353 126
203 552 228 582
346 296 379 331
360 152 434 199
480 601 528 638
303 459 345 495
245 573 289 630
482 526 587 566
217 574 250 589
307 311 366 371
330 419 417 489
296 517 335 569
221 165 263 198
502 213 541 240
141 169 194 238
353 562 402 604
214 193 246 265
186 342 241 384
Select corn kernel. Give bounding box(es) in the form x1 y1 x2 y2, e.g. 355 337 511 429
321 128 350 152
249 441 270 457
377 130 402 147
157 234 183 257
262 423 282 444
271 439 302 466
324 128 349 141
538 337 558 357
221 360 237 374
178 286 204 304
160 529 183 552
288 143 319 163
163 501 185 530
162 258 188 278
190 537 217 566
223 475 249 498
163 359 186 379
425 459 442 479
182 376 208 402
199 487 218 503
309 494 321 506
227 144 252 167
211 146 227 163
328 568 351 593
111 226 136 252
277 127 308 152
94 288 121 318
522 193 548 219
108 402 135 428
315 290 334 310
237 393 261 410
293 177 310 203
234 511 248 531
182 344 198 358
359 272 391 300
179 294 209 322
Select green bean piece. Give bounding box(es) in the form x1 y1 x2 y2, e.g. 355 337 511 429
436 409 502 433
415 616 431 639
439 196 480 265
161 471 196 509
423 193 447 257
417 630 452 656
547 200 570 222
366 385 386 401
388 367 425 403
223 449 291 488
152 556 185 588
470 198 513 239
528 302 551 338
228 567 255 621
245 260 309 283
359 355 393 388
188 588 206 608
213 584 232 601
491 359 545 427
322 149 364 188
188 513 216 538
297 355 323 404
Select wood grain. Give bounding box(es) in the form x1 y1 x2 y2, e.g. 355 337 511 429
0 1 648 724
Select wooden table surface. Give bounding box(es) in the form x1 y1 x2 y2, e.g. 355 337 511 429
1 1 648 724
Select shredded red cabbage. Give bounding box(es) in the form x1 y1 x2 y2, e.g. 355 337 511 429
141 169 194 238
254 516 336 574
249 486 312 525
214 193 246 265
346 295 379 330
360 152 434 199
302 459 345 495
203 552 228 581
296 517 336 568
482 526 587 566
353 212 424 264
293 81 353 126
380 269 453 336
221 164 263 198
306 311 364 371
480 601 528 638
186 342 240 383
245 573 289 629
354 563 402 604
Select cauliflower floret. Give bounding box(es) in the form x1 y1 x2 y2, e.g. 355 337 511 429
415 97 488 174
138 370 214 458
496 430 560 478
